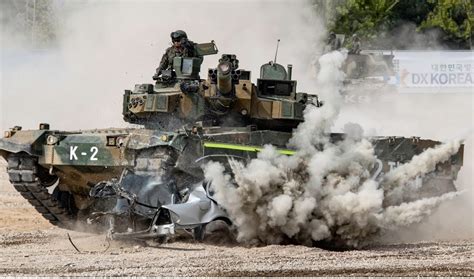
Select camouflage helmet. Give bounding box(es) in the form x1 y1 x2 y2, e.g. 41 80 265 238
351 34 360 42
171 30 188 42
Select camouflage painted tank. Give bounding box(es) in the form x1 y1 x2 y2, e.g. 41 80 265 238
0 41 463 240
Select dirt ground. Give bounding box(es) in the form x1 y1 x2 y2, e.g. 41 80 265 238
0 159 472 276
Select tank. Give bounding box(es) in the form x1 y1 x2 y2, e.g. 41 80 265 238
0 41 464 240
324 34 395 80
319 34 397 98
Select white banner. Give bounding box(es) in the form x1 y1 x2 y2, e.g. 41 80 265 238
393 51 474 88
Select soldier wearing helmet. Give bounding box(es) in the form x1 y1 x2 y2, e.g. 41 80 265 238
153 30 199 79
324 32 342 53
349 34 361 55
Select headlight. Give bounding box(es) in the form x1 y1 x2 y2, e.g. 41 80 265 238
46 135 59 145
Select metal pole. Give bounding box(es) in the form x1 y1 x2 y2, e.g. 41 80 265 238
274 39 280 64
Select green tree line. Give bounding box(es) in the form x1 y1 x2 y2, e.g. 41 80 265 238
313 0 473 49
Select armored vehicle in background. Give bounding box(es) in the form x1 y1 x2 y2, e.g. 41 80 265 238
344 51 395 80
320 34 397 100
0 41 463 240
325 34 395 80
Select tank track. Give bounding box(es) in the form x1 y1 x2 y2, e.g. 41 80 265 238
6 153 75 228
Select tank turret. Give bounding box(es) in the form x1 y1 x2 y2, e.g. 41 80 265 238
122 48 319 131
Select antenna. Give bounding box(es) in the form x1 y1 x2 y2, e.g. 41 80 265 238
273 39 280 64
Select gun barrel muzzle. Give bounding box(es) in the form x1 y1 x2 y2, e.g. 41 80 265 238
217 62 233 95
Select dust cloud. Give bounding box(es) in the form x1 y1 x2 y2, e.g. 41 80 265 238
338 94 473 244
334 55 473 243
1 0 324 132
203 50 467 248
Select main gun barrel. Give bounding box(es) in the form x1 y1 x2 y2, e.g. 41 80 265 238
217 62 233 95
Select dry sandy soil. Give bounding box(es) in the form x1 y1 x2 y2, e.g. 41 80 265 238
0 159 472 276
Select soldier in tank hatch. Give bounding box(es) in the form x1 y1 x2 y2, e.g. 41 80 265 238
349 34 361 55
153 30 200 80
324 32 342 53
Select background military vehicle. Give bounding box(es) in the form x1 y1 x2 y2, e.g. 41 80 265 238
0 41 464 240
344 51 395 80
323 34 395 80
320 33 397 98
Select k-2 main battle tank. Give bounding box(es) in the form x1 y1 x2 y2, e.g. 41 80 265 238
0 41 464 241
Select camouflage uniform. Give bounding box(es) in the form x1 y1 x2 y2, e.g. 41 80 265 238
156 42 198 74
349 35 361 55
324 32 341 53
329 36 341 51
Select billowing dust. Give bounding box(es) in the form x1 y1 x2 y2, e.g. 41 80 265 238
203 50 467 248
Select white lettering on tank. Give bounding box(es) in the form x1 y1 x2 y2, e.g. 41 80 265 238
388 161 397 171
70 146 78 160
90 146 99 161
371 159 384 180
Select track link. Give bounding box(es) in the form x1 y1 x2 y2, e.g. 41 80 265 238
6 153 75 228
